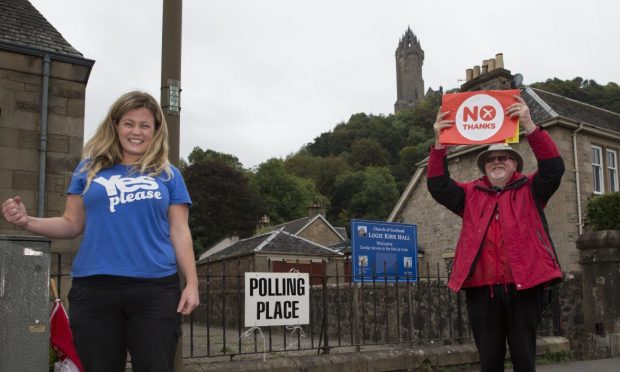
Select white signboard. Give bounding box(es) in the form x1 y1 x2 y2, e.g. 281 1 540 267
244 272 310 327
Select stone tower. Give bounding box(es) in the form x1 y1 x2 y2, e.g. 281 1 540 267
394 27 424 113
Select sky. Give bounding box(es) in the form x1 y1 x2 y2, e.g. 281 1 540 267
30 0 620 168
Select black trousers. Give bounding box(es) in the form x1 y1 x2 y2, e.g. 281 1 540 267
68 274 181 372
465 284 543 372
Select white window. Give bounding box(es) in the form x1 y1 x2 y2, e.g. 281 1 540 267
608 149 618 193
592 145 603 194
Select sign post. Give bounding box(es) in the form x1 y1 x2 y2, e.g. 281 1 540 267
351 220 417 282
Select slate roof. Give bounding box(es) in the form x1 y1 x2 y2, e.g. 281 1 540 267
0 0 84 59
267 214 346 241
528 88 620 133
269 216 312 235
196 229 342 264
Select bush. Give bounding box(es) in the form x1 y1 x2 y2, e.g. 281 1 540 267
586 192 620 231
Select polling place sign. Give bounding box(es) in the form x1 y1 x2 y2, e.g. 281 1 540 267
245 272 310 327
439 89 520 145
351 220 417 282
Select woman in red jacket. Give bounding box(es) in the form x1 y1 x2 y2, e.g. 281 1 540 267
427 95 564 372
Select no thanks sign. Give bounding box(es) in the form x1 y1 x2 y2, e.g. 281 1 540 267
439 89 520 145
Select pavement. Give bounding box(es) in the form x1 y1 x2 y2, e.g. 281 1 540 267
507 356 620 371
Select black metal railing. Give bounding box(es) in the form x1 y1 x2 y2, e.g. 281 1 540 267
49 254 562 360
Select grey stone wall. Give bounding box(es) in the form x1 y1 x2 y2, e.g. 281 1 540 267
0 49 88 260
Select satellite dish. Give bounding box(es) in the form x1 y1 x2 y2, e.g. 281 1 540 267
511 73 524 89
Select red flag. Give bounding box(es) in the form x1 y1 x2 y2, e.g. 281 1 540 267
439 89 520 145
50 299 84 372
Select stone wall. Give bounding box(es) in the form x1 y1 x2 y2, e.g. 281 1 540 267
297 221 342 247
0 49 89 258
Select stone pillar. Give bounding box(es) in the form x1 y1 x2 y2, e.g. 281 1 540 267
576 230 620 357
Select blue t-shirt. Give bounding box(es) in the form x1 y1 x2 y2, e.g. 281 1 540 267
67 160 192 278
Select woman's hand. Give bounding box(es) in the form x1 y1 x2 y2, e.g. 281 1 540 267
2 196 29 228
177 283 200 316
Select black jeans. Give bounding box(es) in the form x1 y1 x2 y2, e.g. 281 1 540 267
465 284 543 372
68 274 181 372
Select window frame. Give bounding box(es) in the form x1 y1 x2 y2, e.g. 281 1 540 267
607 148 618 193
592 145 604 195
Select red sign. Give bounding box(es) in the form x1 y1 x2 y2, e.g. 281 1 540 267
439 89 520 145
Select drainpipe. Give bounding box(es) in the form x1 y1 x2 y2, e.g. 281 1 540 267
37 54 50 217
572 123 584 234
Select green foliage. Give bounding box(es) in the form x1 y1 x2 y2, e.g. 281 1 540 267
329 167 399 228
350 138 389 169
250 158 328 225
186 146 245 170
531 77 620 113
284 151 351 197
585 192 620 231
183 156 262 255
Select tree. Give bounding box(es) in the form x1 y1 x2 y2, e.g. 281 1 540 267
329 167 399 228
284 151 351 197
348 167 400 221
250 158 328 225
183 157 261 255
350 138 390 169
186 146 244 170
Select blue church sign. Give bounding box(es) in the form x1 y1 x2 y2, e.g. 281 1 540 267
351 219 417 282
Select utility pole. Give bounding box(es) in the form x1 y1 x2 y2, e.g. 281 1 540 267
161 0 182 166
161 2 183 370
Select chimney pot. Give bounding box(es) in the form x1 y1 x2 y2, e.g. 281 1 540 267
495 53 504 68
488 58 496 72
473 65 481 78
466 68 473 82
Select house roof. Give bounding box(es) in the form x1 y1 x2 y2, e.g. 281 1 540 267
0 0 85 59
529 88 620 133
196 228 342 264
268 214 346 241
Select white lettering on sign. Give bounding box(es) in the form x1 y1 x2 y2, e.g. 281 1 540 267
245 272 310 327
455 94 504 141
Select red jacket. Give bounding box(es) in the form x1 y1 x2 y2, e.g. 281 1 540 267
427 127 564 292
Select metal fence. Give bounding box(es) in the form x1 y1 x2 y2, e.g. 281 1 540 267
50 254 562 361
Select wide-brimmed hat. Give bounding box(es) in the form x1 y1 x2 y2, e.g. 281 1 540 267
476 143 524 173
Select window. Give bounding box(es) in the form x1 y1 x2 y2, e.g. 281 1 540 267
591 144 619 194
592 145 603 194
608 149 618 192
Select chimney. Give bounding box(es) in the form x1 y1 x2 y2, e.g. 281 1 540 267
460 52 512 92
473 65 481 78
307 203 326 218
495 53 504 69
256 215 271 231
465 68 473 82
488 58 496 72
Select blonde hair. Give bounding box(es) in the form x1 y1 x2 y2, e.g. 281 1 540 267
81 91 172 191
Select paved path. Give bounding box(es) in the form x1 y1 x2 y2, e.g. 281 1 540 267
508 356 620 371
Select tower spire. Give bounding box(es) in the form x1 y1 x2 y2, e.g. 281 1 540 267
394 27 425 113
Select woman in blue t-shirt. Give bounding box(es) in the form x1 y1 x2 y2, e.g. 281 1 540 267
2 91 199 372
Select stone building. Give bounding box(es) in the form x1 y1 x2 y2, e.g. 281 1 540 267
196 228 344 287
264 204 347 247
388 54 620 275
0 1 93 268
394 27 424 113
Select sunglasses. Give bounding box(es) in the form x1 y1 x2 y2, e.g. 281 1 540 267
485 155 515 163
